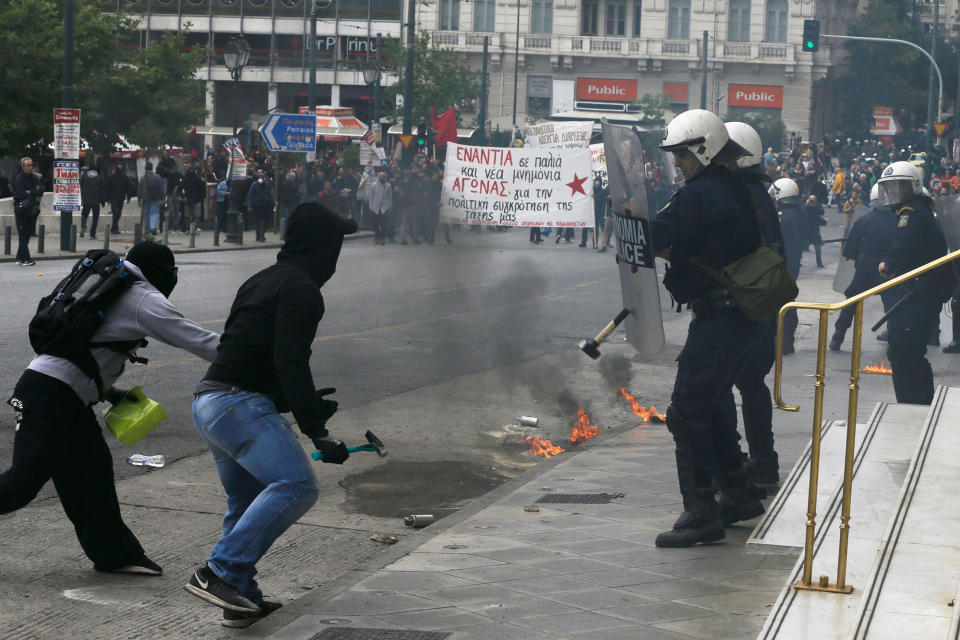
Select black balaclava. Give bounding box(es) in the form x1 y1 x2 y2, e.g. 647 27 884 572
278 202 358 287
126 242 178 297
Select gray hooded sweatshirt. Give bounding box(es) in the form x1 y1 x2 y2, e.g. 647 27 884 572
27 262 221 405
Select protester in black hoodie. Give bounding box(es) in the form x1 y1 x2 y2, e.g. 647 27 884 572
185 203 357 628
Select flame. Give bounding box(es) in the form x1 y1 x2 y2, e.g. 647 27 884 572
570 408 600 443
861 359 893 374
526 436 564 458
620 388 666 423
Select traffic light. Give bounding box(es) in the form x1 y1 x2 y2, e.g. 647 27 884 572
802 19 820 53
416 119 426 149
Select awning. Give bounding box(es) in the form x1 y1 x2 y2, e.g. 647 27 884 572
194 125 238 137
550 111 663 130
386 125 478 140
316 115 369 139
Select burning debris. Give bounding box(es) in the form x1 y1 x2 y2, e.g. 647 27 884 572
861 360 893 375
526 436 564 458
620 388 666 423
570 408 600 443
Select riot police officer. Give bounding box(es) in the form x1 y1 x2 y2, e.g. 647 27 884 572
829 184 898 351
723 122 784 487
877 161 948 404
651 110 765 548
770 178 806 355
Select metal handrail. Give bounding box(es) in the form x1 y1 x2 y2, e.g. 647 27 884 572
773 249 960 594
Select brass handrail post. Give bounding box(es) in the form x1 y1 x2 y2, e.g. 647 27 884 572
834 300 863 594
796 309 831 588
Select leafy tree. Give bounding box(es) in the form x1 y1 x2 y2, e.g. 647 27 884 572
736 111 787 152
630 94 670 123
381 31 480 126
0 1 207 158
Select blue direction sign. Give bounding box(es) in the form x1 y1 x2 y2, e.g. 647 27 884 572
260 113 317 152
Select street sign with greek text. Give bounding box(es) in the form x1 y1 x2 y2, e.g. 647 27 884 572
260 113 317 152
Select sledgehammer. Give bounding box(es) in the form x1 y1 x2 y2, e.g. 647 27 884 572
578 308 631 360
311 430 388 461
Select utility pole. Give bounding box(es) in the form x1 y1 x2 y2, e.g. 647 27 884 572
61 0 75 251
308 1 318 113
925 0 939 177
700 30 708 111
402 0 416 165
479 36 489 146
512 1 521 127
374 33 383 126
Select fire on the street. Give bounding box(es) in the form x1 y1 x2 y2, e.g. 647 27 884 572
861 360 893 375
526 436 564 458
620 388 666 423
570 408 600 443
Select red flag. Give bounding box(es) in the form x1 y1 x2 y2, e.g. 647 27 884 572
432 107 457 148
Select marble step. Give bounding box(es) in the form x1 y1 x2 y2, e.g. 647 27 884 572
849 387 960 639
747 415 871 553
757 402 930 640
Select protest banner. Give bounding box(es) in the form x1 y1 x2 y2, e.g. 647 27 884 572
590 143 607 188
53 160 81 211
440 142 594 227
524 120 592 150
54 108 81 160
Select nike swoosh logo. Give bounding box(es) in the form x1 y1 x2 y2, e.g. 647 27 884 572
196 572 208 589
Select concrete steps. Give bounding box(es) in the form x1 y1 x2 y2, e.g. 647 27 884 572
757 401 930 639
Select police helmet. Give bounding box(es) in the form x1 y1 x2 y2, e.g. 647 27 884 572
724 122 762 169
768 178 801 205
659 109 733 167
869 182 881 205
877 161 922 205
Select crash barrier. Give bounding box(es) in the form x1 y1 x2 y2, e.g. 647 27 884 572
773 249 960 594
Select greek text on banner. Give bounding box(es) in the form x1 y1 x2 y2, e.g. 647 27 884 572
440 142 594 227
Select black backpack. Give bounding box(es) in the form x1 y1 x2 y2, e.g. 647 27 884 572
29 250 143 399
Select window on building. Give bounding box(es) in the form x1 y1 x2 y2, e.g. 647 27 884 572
605 0 626 36
728 0 750 42
531 0 553 34
632 1 642 37
439 0 460 30
667 0 690 40
764 0 787 43
582 0 599 35
474 0 495 32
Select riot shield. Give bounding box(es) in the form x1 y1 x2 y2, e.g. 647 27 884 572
601 119 666 357
832 204 870 294
934 195 960 252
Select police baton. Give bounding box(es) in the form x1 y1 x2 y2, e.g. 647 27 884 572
870 280 929 332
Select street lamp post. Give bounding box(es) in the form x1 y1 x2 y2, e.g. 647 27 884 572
362 64 382 127
223 37 251 244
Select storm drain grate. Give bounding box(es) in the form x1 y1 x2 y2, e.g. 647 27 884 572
312 629 451 640
535 492 625 504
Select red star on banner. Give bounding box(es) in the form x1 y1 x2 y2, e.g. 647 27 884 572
566 173 588 196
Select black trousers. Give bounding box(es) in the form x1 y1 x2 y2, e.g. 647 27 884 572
252 205 272 241
110 199 124 233
14 208 36 262
372 210 389 242
836 265 883 333
81 203 100 235
529 227 542 243
734 320 777 462
887 290 940 404
0 370 144 570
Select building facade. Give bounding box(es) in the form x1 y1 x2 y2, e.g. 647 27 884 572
418 0 858 142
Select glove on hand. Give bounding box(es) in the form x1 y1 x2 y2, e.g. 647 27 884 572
314 387 338 426
104 387 134 405
312 434 349 464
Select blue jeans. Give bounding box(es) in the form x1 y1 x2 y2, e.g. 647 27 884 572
192 390 319 603
144 200 161 233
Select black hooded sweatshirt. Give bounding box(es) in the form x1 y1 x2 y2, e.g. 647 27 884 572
203 204 354 436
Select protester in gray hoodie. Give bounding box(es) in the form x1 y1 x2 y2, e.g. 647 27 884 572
2 242 220 576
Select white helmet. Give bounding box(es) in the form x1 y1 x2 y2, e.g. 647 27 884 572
869 182 881 205
725 122 762 169
877 160 922 204
660 109 730 167
769 178 801 205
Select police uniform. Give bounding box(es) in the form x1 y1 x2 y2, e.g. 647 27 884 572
651 163 765 546
777 201 807 352
882 195 947 404
830 206 898 349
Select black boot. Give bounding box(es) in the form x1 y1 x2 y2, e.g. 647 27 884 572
945 312 960 353
829 329 844 352
719 468 766 527
746 454 780 487
655 487 725 548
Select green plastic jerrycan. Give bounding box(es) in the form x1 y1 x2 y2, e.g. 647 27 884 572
103 386 168 446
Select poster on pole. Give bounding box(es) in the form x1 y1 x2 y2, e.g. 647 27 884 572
440 143 594 227
53 160 81 211
524 120 593 149
590 143 607 188
54 108 81 159
228 146 247 181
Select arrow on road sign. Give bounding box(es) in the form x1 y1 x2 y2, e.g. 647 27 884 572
398 134 416 150
260 113 317 152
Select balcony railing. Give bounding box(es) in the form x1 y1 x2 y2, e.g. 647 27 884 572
589 38 625 53
524 36 552 49
431 31 503 49
662 40 693 55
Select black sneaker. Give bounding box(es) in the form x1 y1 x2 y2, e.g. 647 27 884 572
184 565 259 613
97 554 163 576
17 260 36 266
222 601 283 628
